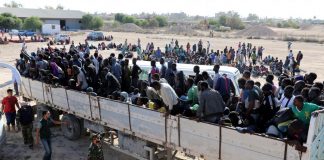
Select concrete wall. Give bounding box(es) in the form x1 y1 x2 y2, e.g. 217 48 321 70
42 19 81 30
66 19 81 30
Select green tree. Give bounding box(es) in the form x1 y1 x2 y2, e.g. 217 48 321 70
91 16 104 30
135 19 148 27
81 14 94 29
247 13 259 21
208 19 219 26
115 13 126 23
147 18 159 27
3 1 22 8
155 16 168 27
0 13 22 30
81 14 104 30
219 15 227 26
122 15 136 23
23 16 42 31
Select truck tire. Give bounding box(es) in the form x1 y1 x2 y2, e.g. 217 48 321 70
61 114 81 140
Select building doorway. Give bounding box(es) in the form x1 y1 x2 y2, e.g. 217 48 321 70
60 20 66 30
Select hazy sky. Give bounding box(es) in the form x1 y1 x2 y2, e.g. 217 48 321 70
1 0 324 19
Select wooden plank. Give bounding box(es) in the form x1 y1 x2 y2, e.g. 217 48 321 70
129 105 165 145
99 99 130 132
66 90 91 119
179 118 219 160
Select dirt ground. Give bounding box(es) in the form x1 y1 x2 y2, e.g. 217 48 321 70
0 31 324 159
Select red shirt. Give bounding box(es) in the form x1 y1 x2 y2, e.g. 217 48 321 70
2 96 18 113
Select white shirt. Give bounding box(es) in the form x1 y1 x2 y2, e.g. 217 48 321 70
288 52 293 59
158 83 178 110
279 96 295 108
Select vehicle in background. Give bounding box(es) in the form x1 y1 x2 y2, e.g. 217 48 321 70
18 30 35 37
87 31 104 41
9 29 19 36
136 60 241 95
54 34 70 42
42 24 61 35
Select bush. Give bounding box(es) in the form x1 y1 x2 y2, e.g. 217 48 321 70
23 16 42 31
91 16 104 30
122 16 136 23
147 18 159 28
114 13 125 23
208 19 219 26
135 19 148 27
155 16 168 27
81 14 104 30
217 13 244 30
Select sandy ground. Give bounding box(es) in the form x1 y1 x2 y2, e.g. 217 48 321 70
0 31 324 159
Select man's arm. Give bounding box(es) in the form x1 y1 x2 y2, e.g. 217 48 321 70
1 104 4 113
15 100 20 110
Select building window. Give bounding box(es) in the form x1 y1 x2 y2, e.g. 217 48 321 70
52 25 56 29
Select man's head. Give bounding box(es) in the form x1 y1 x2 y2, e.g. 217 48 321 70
245 80 254 90
186 77 194 87
306 72 317 84
201 71 209 80
152 73 160 81
308 87 321 101
42 111 50 119
160 58 165 65
294 80 306 91
200 81 209 91
243 70 251 80
124 59 129 66
171 63 177 71
213 64 220 73
262 83 273 96
193 65 200 74
7 89 13 96
238 78 246 89
132 58 137 65
284 85 294 98
313 82 324 92
293 95 304 110
151 81 161 91
151 60 156 67
266 74 274 84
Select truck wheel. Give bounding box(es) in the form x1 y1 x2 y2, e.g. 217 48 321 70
61 114 81 140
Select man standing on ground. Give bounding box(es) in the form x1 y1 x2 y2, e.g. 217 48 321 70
35 111 67 160
1 89 20 132
18 103 34 148
88 134 104 160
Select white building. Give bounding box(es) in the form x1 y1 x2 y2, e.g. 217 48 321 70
0 7 85 30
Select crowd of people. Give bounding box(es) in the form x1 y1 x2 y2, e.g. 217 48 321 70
1 36 323 159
